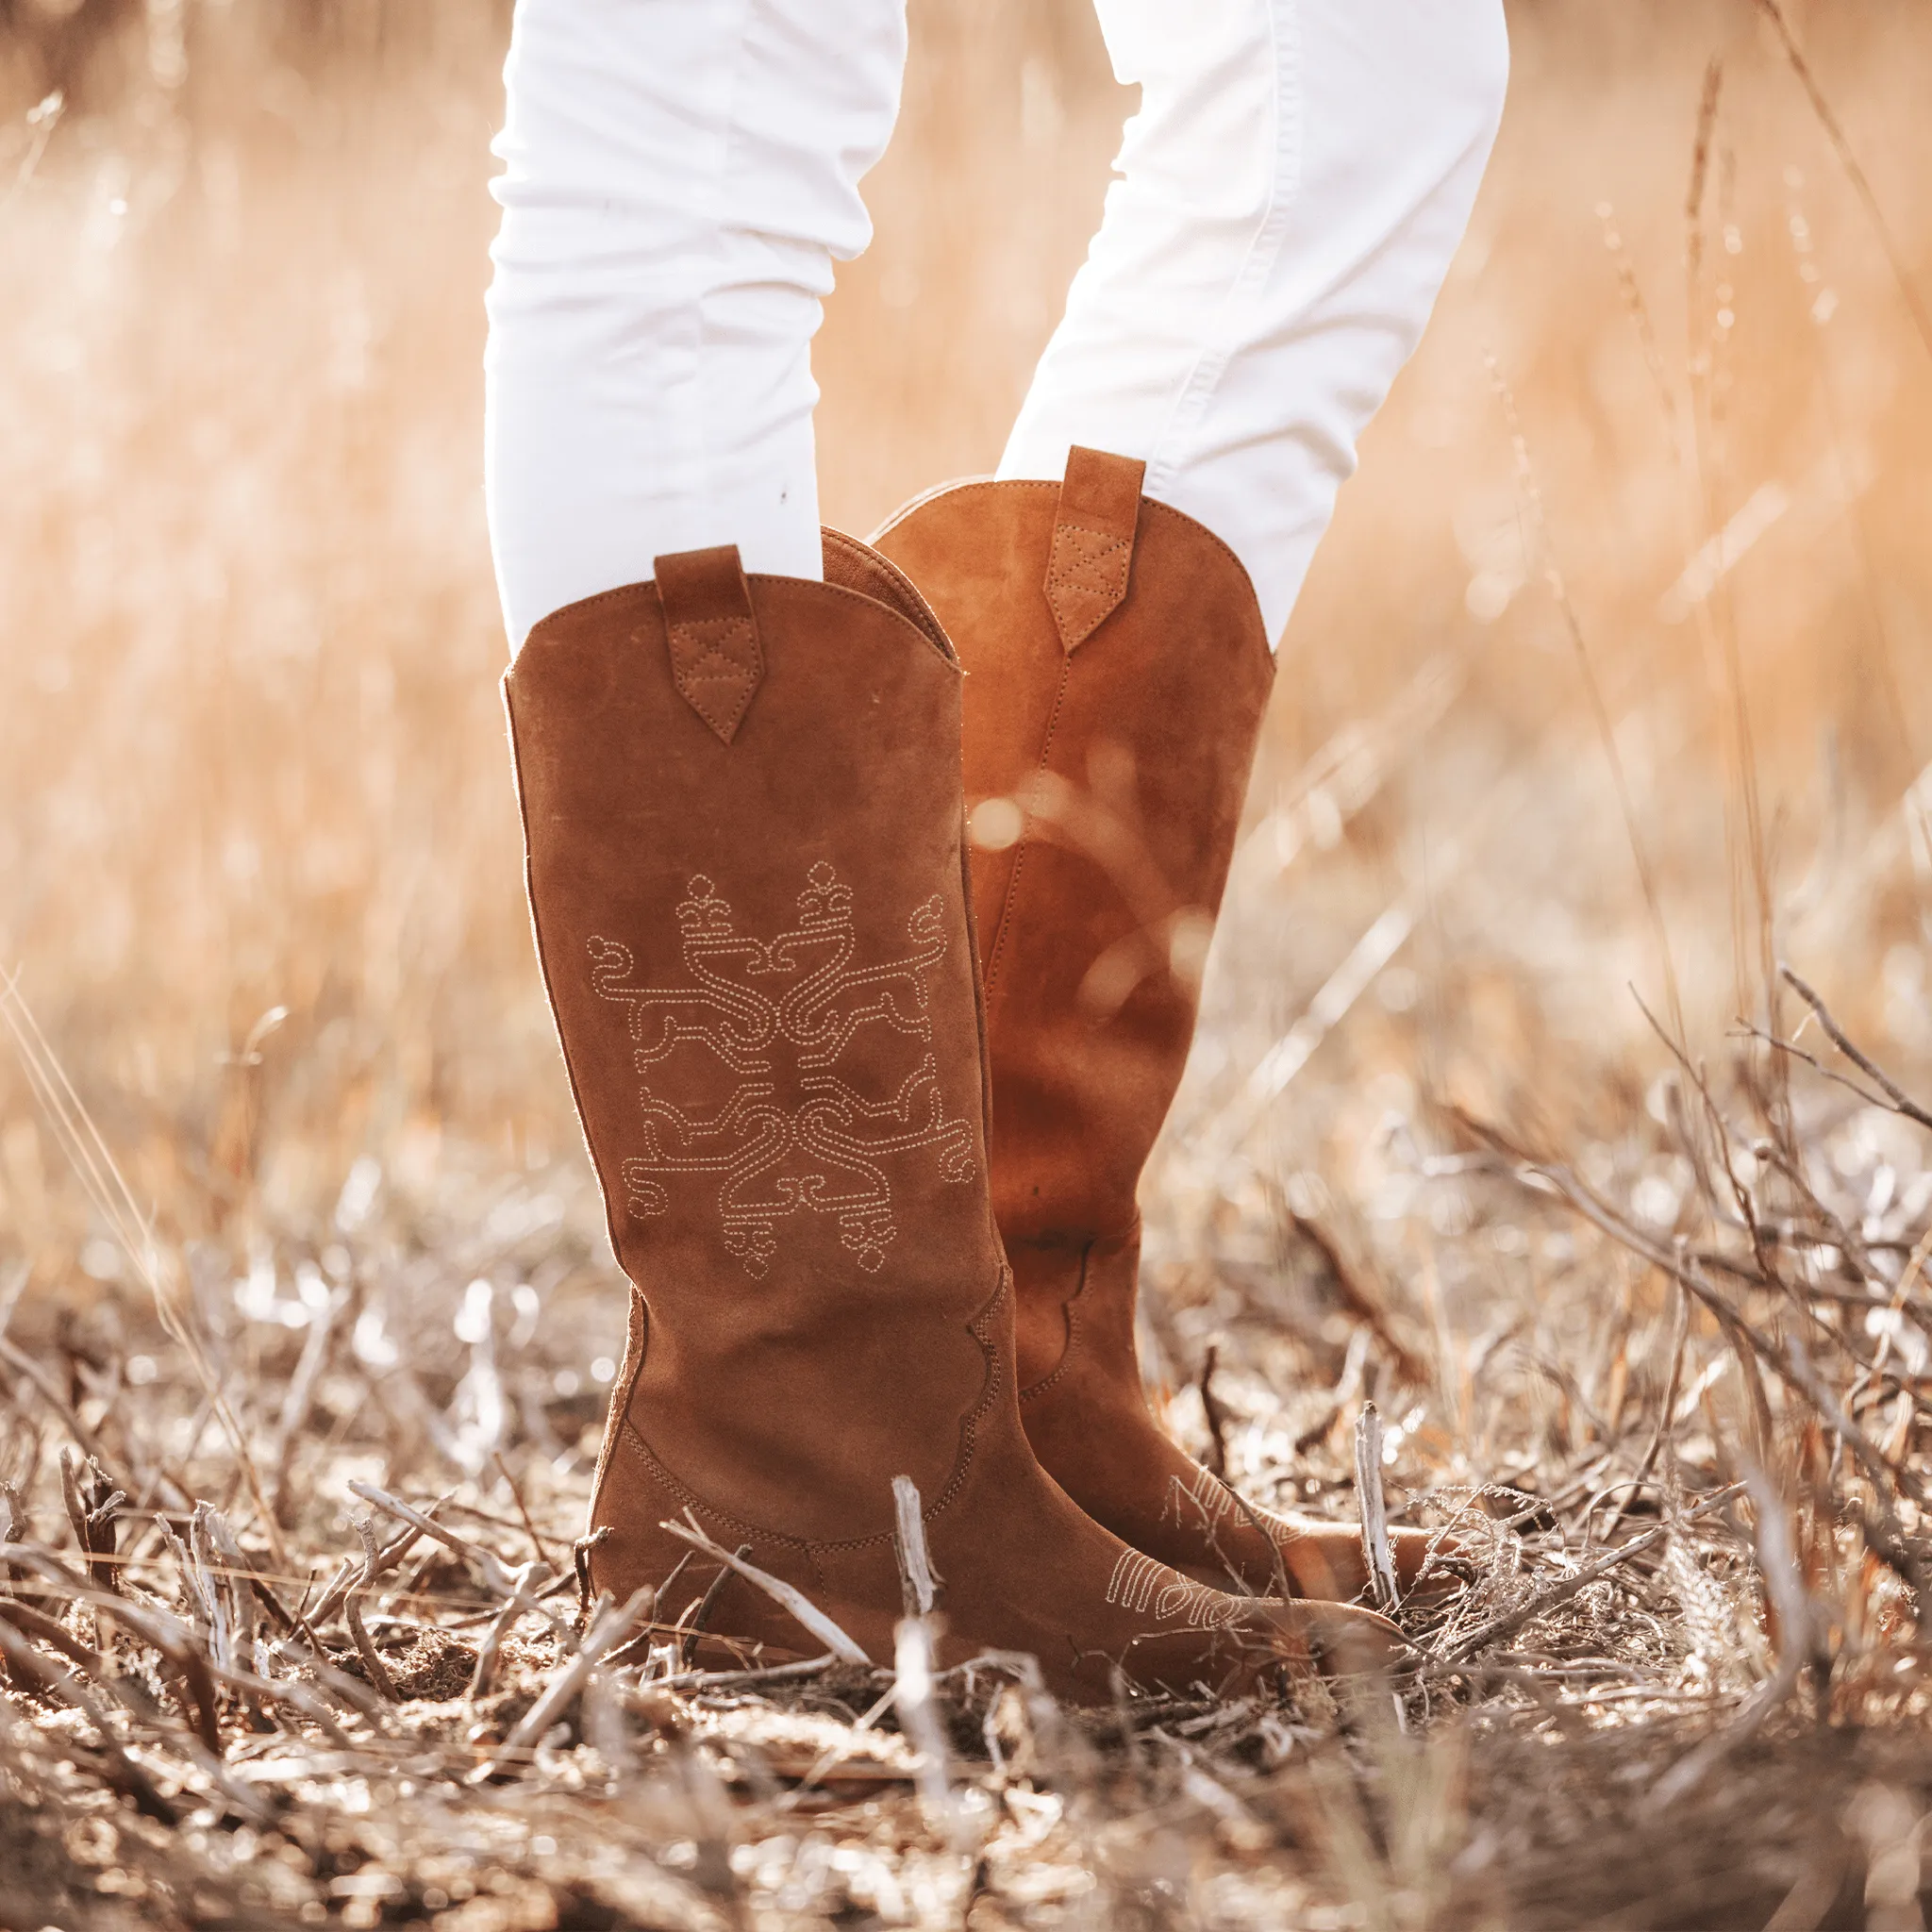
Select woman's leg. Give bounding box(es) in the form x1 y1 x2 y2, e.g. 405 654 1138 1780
998 0 1509 646
484 0 909 649
874 2 1508 1597
488 0 1414 1683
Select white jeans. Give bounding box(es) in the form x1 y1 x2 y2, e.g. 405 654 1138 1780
486 1 1507 651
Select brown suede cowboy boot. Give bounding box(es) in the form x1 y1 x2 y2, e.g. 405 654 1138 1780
874 448 1436 1604
504 529 1407 1700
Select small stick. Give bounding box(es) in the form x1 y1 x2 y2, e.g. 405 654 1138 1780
468 1561 541 1702
1198 1345 1231 1481
602 1552 697 1669
1778 963 1932 1132
660 1516 868 1665
492 1451 559 1570
344 1521 400 1703
1438 1482 1744 1666
650 1548 697 1621
0 1618 178 1823
306 1553 367 1631
207 1659 355 1748
680 1545 750 1668
343 1604 398 1702
572 1526 610 1621
895 1612 960 1838
1754 0 1932 363
888 1476 961 1841
0 1595 109 1677
650 1654 839 1693
347 1479 522 1596
891 1474 939 1619
473 1586 654 1780
1227 1487 1296 1607
59 1450 125 1598
0 1336 112 1469
1602 1283 1690 1545
1354 1404 1400 1613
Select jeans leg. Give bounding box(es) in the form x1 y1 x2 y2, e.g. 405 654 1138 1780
485 0 909 648
998 0 1508 647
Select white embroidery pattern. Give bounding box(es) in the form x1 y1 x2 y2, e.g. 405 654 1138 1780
1173 1468 1234 1526
1105 1550 1240 1630
589 862 975 1276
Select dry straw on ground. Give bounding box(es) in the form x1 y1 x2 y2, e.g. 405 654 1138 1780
3 2 1932 1926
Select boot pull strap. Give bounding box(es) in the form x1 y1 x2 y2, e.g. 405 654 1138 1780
654 545 765 744
1044 445 1145 654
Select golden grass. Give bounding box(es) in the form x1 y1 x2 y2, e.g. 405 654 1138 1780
2 4 1932 1926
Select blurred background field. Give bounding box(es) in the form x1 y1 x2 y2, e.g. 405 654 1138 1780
1 0 1927 1271
3 3 1932 1926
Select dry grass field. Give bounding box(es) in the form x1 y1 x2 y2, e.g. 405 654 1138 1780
3 2 1932 1925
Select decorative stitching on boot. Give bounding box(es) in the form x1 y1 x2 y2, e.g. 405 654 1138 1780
763 1262 1010 1555
1105 1549 1241 1631
1044 522 1132 653
601 1265 1010 1568
1183 1467 1236 1524
805 1262 1013 1557
666 613 763 742
616 1416 817 1561
1017 1237 1093 1402
590 862 976 1275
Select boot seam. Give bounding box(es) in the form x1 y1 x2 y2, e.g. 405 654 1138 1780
519 568 963 672
982 652 1074 1009
1018 1238 1092 1403
1017 1222 1141 1403
617 1416 818 1559
821 526 955 661
618 1263 1011 1557
502 672 638 1324
586 1288 650 1541
873 478 1274 663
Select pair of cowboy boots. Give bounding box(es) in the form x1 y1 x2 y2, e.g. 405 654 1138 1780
506 448 1424 1702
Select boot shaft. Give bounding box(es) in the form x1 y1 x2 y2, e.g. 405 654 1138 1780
505 537 1010 1540
874 450 1274 1255
504 524 1409 1694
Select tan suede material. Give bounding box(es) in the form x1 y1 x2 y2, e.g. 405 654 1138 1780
876 458 1424 1600
655 545 765 743
876 466 1273 1251
504 529 1404 1698
1044 446 1143 651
